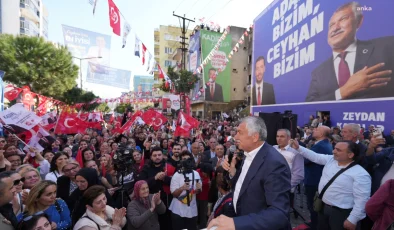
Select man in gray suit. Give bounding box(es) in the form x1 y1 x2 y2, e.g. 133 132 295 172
210 144 225 170
306 2 394 102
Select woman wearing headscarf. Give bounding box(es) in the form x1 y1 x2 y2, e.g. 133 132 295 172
127 180 165 230
69 168 114 225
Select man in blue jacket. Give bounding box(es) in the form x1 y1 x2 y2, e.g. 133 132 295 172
304 126 333 230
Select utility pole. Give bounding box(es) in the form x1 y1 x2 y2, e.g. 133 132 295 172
173 12 195 70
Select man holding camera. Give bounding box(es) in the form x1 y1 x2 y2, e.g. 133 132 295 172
169 151 202 230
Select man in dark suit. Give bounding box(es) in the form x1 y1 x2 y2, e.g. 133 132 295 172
163 100 177 117
306 2 394 102
205 68 224 102
209 116 291 230
252 56 276 105
304 126 333 230
47 112 57 124
202 137 217 163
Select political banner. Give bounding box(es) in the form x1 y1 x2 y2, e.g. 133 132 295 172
0 70 5 112
62 25 111 66
251 0 394 106
86 63 131 90
251 0 394 134
201 30 232 102
162 95 180 117
0 104 42 133
188 31 202 101
133 75 154 97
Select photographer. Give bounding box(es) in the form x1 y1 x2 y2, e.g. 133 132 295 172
169 151 202 230
138 146 175 230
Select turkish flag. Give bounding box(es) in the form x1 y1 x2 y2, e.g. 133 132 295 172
54 112 88 134
141 109 168 131
108 0 121 35
158 65 165 79
174 111 199 137
36 96 48 116
4 86 22 101
113 110 143 134
142 43 147 65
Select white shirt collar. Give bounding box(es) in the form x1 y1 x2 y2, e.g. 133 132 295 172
244 142 265 158
333 40 357 59
255 81 263 88
274 145 290 151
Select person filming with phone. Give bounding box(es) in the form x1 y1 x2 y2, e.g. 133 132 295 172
169 151 202 230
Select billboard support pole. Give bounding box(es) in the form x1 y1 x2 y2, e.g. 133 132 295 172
173 12 195 70
72 56 102 90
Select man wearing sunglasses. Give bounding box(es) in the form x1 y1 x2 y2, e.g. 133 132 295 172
0 171 17 230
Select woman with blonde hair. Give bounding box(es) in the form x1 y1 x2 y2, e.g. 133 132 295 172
18 167 41 190
17 180 71 230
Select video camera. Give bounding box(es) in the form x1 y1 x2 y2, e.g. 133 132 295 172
113 145 134 172
178 157 195 174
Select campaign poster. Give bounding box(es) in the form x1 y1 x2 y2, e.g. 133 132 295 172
162 95 180 117
251 0 394 134
62 25 111 66
133 75 154 97
200 30 232 102
86 63 131 89
188 31 202 101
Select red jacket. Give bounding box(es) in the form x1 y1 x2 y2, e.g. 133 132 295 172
365 179 394 230
162 163 176 195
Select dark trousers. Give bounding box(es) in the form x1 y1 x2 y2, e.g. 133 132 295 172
305 185 319 230
171 212 198 230
318 204 352 230
158 193 173 230
197 199 208 228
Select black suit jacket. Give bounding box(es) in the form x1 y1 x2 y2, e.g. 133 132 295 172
251 82 276 105
205 83 224 102
306 37 394 102
231 143 291 230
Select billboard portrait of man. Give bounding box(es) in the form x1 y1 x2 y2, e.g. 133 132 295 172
305 1 394 102
205 68 224 102
87 36 111 66
252 56 276 105
163 99 177 117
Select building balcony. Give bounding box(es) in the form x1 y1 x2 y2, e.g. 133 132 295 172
172 48 182 62
20 0 40 23
154 40 160 45
20 17 40 37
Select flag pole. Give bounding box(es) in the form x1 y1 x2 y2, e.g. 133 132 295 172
53 109 63 133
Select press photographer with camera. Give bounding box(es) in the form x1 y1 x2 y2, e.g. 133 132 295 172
138 146 175 230
169 151 202 230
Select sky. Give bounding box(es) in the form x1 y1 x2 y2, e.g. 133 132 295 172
43 0 275 99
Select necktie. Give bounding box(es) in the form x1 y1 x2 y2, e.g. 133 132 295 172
210 84 214 98
257 86 262 105
338 52 350 87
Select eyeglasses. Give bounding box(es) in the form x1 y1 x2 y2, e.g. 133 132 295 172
13 179 24 186
23 211 44 221
63 165 78 173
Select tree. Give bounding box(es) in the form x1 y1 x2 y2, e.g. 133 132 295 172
0 34 79 98
161 66 199 94
96 103 111 113
114 103 129 114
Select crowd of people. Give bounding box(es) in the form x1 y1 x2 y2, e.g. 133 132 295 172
0 112 393 230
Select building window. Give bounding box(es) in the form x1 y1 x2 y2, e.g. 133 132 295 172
165 47 173 54
154 36 159 42
248 55 252 64
248 74 252 84
164 34 171 40
164 60 173 67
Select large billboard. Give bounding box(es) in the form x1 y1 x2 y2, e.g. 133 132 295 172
251 0 394 133
188 31 202 101
133 75 154 97
86 63 131 90
201 30 232 102
62 25 111 66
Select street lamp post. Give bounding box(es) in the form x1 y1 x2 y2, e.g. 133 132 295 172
72 56 102 89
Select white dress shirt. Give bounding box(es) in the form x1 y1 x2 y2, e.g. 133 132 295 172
296 146 371 225
273 145 304 190
233 143 264 213
334 41 357 100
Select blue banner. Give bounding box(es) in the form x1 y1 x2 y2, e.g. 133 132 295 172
86 63 131 90
133 75 154 97
251 0 394 134
188 31 202 101
62 25 111 66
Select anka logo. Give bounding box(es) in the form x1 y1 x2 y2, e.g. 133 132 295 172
357 5 372 11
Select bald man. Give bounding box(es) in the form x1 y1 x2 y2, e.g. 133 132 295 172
305 125 333 229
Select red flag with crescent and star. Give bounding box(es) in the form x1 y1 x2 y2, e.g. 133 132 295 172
4 85 22 101
108 0 121 36
113 110 143 134
54 112 89 134
141 109 167 131
174 111 199 137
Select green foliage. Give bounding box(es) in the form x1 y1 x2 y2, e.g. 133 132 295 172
60 87 99 111
114 103 129 114
96 103 111 113
162 66 199 94
0 34 79 98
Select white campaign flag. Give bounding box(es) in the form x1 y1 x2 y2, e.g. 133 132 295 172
122 22 131 48
0 104 42 133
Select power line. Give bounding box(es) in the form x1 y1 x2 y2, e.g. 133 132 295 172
206 0 233 22
174 0 187 12
185 0 202 15
194 0 215 20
